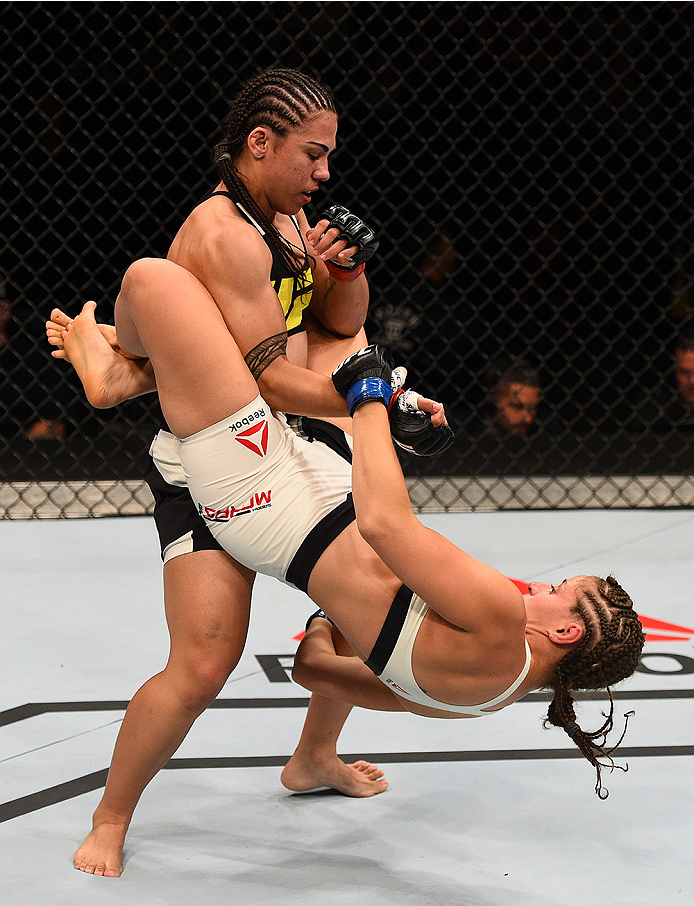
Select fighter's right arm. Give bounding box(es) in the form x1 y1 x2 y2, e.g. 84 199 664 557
349 400 526 638
174 223 350 419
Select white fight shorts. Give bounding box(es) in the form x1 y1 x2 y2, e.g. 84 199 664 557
170 395 353 586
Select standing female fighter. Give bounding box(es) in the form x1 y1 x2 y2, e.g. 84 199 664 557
99 254 643 802
49 68 388 878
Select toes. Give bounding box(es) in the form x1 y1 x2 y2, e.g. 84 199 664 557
350 760 384 780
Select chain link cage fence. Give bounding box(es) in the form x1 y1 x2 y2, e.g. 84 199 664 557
1 1 694 518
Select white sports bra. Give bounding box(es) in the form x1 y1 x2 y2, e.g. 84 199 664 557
375 592 532 716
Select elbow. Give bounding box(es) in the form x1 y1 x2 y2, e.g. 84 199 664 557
321 310 367 340
255 363 286 411
355 503 416 562
355 510 391 552
323 320 363 341
291 642 319 692
290 661 312 692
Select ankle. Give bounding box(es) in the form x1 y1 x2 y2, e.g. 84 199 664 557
91 806 131 833
292 741 338 764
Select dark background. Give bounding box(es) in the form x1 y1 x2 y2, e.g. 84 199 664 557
2 2 693 512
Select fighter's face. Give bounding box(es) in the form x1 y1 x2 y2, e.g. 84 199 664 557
261 111 337 216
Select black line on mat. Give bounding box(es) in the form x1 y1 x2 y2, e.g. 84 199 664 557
2 745 693 823
0 698 311 727
1 689 691 728
0 770 109 823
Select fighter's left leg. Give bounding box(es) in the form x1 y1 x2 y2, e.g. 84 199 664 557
282 622 388 797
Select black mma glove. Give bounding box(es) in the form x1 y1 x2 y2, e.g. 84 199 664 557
321 204 379 278
332 345 394 415
389 389 455 456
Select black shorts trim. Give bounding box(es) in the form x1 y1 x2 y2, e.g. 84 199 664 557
285 494 355 593
364 584 414 676
290 416 353 464
146 458 223 559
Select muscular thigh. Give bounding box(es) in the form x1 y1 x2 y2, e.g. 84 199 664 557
164 549 254 667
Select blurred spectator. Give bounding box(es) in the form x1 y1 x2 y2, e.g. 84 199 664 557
625 325 694 432
467 356 566 439
484 359 541 437
0 283 10 353
0 277 67 442
674 329 694 415
368 229 475 403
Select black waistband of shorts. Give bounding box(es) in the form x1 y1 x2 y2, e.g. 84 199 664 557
286 416 353 464
285 494 355 593
364 584 414 676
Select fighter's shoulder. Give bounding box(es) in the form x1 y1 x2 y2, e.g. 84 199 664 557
188 197 267 242
208 213 270 260
179 200 271 269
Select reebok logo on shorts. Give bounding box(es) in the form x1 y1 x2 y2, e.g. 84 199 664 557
234 419 269 457
226 406 267 432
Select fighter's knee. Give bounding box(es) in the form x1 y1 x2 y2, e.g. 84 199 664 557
121 257 168 298
176 657 237 710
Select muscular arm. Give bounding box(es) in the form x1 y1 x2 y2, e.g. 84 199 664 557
299 210 369 339
169 217 349 418
292 619 406 712
350 402 526 635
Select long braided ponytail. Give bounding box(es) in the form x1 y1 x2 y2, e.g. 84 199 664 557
544 575 645 798
212 68 336 278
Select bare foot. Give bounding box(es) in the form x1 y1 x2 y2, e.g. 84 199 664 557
281 753 388 797
46 307 125 361
46 308 75 361
74 821 126 877
61 301 154 407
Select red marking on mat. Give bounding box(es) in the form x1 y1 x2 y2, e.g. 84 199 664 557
293 580 694 644
638 615 694 633
637 615 694 643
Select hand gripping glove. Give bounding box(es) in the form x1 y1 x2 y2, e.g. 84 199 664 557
389 389 456 456
321 204 379 275
332 345 394 415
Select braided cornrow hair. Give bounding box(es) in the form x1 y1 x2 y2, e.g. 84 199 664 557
212 68 337 278
544 575 645 798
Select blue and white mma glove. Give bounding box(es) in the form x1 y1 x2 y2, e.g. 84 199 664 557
332 345 395 415
389 388 456 456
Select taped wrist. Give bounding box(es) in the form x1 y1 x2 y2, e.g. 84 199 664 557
389 388 455 455
325 260 366 282
346 377 394 416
